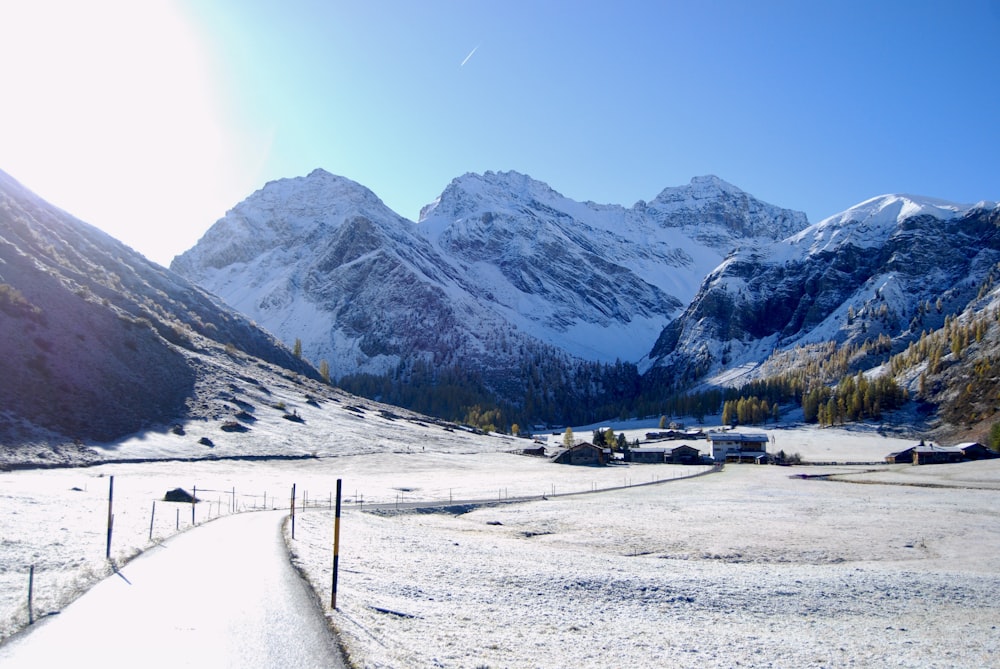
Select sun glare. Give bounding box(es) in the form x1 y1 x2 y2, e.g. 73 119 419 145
0 0 262 264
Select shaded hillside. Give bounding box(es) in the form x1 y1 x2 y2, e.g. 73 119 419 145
0 170 318 447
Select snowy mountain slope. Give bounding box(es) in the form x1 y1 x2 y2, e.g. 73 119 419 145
172 170 521 380
645 193 1000 388
417 171 804 362
171 169 807 421
0 168 317 448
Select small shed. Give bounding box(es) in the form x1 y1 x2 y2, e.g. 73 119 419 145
164 488 199 503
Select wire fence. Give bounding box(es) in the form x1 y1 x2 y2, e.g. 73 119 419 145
4 462 721 640
2 476 340 642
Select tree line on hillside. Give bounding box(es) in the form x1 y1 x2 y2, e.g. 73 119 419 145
338 355 640 433
327 264 1000 436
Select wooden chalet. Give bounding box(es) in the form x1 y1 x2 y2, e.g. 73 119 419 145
553 442 609 466
669 444 701 464
629 447 667 464
913 444 966 465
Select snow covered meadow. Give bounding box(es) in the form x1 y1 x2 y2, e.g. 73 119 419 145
3 415 1000 668
293 456 1000 668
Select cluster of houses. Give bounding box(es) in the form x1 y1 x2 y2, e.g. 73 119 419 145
521 429 774 466
885 441 994 465
523 430 996 467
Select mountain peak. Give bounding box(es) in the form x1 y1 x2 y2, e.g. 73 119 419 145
171 169 402 274
307 167 333 179
782 193 977 257
645 175 808 241
449 170 560 201
651 175 752 207
418 170 564 223
827 193 968 226
688 174 743 193
231 169 390 223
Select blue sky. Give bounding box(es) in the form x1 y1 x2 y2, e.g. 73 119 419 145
1 0 998 265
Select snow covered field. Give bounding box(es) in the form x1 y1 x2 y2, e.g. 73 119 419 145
3 424 999 667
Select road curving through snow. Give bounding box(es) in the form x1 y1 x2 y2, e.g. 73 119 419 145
0 510 346 668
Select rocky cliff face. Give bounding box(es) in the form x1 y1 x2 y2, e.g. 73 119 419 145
644 194 1000 389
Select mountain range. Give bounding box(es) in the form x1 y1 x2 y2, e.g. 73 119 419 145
170 169 817 424
172 169 807 369
2 163 998 450
171 168 1000 432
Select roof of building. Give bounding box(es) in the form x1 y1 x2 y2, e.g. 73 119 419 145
914 444 965 454
708 432 769 443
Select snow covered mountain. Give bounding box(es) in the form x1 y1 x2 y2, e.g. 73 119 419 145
644 193 1000 389
417 172 806 361
171 169 806 421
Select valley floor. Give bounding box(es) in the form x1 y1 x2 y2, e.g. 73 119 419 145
2 427 999 667
294 460 1000 668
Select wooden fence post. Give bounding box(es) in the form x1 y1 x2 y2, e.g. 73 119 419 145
27 565 34 625
290 483 296 540
149 500 156 541
105 475 114 560
331 478 342 609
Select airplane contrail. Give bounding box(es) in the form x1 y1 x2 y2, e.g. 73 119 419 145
460 45 479 67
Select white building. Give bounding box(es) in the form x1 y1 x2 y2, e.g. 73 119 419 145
707 431 769 462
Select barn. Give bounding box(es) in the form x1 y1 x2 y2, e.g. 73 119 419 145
913 444 968 465
553 442 608 466
669 444 701 464
629 447 667 464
